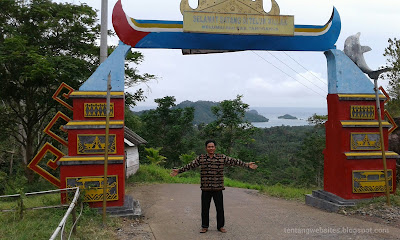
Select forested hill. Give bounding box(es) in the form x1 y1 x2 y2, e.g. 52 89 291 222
134 100 269 125
177 100 269 124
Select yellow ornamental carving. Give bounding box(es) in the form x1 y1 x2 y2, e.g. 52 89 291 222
84 103 114 118
77 134 117 154
84 136 105 150
356 135 376 147
350 105 375 120
181 0 293 36
180 0 280 15
353 170 393 193
351 133 381 151
66 176 118 202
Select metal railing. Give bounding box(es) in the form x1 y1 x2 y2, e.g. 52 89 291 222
0 187 81 239
50 187 81 240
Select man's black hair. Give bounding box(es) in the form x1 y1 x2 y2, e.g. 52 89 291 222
205 139 217 147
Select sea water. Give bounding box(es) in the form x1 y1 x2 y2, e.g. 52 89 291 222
250 107 327 128
133 106 327 128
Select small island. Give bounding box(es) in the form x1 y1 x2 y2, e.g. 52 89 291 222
245 110 269 122
278 114 298 120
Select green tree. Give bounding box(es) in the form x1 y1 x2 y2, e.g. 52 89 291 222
125 106 143 132
179 152 197 165
295 130 325 187
307 114 327 127
145 147 166 166
203 95 256 155
383 38 400 117
0 0 153 182
139 96 195 167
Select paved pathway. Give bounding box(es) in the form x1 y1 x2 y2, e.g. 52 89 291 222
125 184 400 240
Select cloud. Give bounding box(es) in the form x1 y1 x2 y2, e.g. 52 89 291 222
54 0 398 109
242 70 328 107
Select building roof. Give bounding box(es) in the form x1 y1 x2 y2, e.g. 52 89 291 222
124 126 147 145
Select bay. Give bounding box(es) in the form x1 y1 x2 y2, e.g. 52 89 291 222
250 107 327 128
133 106 327 128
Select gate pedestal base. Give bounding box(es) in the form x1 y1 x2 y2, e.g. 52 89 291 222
98 195 142 218
306 190 356 212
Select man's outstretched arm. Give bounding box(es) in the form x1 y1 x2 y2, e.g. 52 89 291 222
170 156 200 177
224 155 258 169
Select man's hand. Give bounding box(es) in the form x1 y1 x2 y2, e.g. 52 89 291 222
249 162 258 170
170 169 179 177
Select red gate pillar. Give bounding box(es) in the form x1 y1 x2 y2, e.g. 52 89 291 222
323 49 397 200
60 92 126 207
58 43 131 207
324 94 397 199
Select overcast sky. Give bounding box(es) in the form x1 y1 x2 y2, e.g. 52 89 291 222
58 0 400 108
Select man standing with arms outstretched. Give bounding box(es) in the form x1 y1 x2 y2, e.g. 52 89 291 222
170 140 258 233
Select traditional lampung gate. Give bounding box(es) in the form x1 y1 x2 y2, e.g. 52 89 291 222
29 0 398 210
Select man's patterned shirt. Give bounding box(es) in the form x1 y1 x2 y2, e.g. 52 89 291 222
178 154 250 191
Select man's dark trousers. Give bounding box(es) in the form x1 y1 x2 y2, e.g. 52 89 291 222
201 190 224 229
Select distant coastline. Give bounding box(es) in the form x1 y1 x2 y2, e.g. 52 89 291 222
250 107 326 128
132 101 269 124
132 106 327 128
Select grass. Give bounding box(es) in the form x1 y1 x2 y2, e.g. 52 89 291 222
128 164 316 201
350 190 400 208
0 191 122 239
127 164 200 184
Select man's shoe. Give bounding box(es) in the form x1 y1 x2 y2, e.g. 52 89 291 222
200 228 208 233
218 228 227 233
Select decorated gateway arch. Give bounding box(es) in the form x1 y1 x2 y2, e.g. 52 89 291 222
29 0 397 211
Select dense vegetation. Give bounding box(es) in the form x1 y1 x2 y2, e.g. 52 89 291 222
128 95 326 188
0 0 154 189
383 38 400 117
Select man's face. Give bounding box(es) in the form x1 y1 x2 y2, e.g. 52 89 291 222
206 142 216 155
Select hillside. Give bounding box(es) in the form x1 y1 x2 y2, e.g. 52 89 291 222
177 100 269 124
134 100 269 125
177 100 218 125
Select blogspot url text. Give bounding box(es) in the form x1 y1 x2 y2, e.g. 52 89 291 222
284 227 389 235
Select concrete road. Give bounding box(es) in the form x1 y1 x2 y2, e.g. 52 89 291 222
126 184 400 240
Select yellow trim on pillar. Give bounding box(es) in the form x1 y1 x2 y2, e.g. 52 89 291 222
341 121 391 127
66 121 124 126
59 156 124 162
345 152 399 157
338 94 386 98
70 91 124 96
